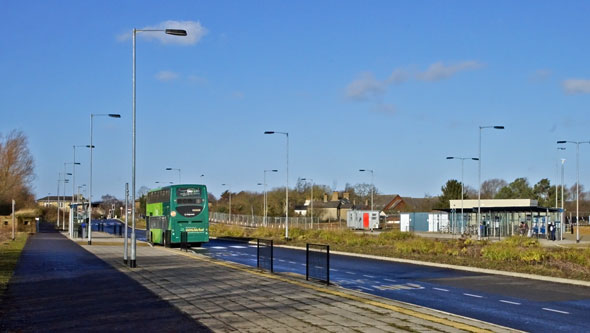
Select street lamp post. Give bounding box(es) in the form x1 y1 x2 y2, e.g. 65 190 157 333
301 178 314 229
64 162 80 231
446 157 479 234
478 125 504 240
72 145 86 203
359 169 374 211
263 170 278 226
88 113 120 245
265 131 289 239
556 147 566 208
222 184 231 223
165 167 181 184
131 28 187 268
56 173 61 228
557 140 590 243
561 159 566 241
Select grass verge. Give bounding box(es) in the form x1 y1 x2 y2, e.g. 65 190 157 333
210 224 590 281
0 233 28 299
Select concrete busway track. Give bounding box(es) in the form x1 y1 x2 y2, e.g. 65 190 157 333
199 238 590 333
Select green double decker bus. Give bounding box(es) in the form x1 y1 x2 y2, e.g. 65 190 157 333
146 184 209 247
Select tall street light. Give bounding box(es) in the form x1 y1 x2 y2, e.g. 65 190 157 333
89 113 121 245
64 162 79 230
131 28 187 268
446 157 478 234
72 145 86 203
56 173 61 228
301 178 314 229
561 158 566 241
478 125 504 240
557 140 590 243
265 131 289 239
359 169 374 211
264 169 278 226
222 184 232 223
165 167 181 184
555 147 566 208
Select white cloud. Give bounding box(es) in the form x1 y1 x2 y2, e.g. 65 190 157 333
563 79 590 94
117 20 207 45
346 72 385 100
385 68 410 84
155 70 179 81
417 61 483 81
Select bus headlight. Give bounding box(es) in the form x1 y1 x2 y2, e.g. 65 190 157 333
171 211 177 217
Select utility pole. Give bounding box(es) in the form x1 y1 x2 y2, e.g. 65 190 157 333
12 199 15 240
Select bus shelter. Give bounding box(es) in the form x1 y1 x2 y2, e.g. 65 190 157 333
447 199 562 239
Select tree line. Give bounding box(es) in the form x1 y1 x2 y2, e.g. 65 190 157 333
438 177 586 211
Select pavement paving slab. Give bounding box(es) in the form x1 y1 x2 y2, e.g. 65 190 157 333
0 223 210 332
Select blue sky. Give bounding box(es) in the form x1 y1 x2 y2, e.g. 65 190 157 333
2 1 590 200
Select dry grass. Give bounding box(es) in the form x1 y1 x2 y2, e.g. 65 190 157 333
0 233 28 299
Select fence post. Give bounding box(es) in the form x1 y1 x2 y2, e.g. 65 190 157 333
326 245 330 285
306 243 309 281
257 239 260 269
270 239 274 273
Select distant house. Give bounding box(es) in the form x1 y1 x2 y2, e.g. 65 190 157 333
36 195 84 208
298 191 354 221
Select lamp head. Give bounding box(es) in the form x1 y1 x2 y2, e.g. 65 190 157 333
165 168 172 170
472 158 480 161
108 114 121 118
557 141 567 144
165 29 187 36
494 126 504 129
86 145 95 148
446 157 454 160
264 131 275 135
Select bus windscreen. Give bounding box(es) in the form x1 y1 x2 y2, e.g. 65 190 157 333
177 188 201 197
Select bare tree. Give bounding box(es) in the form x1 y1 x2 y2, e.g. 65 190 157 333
0 130 35 210
481 178 507 199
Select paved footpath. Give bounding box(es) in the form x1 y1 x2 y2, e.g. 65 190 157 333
0 223 209 332
1 225 518 332
82 245 518 332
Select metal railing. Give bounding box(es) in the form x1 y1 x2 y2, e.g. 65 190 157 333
210 212 331 230
257 239 273 273
306 243 330 285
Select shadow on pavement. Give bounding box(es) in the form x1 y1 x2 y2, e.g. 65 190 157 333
0 222 210 332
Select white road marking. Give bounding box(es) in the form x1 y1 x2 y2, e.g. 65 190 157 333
230 245 247 249
278 259 286 262
358 286 373 292
363 275 375 278
499 300 521 305
211 246 227 249
383 278 396 283
433 288 449 292
329 268 339 272
301 264 306 266
542 308 569 314
345 271 356 275
288 261 296 264
463 293 483 298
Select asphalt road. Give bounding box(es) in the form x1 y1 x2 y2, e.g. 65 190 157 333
198 238 590 333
